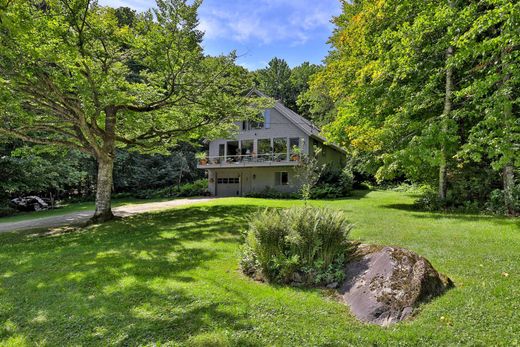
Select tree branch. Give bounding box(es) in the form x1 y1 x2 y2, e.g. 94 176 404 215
0 128 93 155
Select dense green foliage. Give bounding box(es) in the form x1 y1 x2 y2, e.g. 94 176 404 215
0 0 266 221
241 206 352 286
112 143 203 195
308 0 519 214
118 179 208 200
311 166 354 199
0 192 518 345
0 140 204 205
0 140 207 219
0 144 92 201
254 58 321 118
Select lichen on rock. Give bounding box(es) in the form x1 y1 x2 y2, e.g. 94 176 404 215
339 244 453 326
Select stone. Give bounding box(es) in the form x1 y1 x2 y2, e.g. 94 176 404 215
10 196 50 212
339 244 453 326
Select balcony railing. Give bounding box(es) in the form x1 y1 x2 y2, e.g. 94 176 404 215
198 153 300 167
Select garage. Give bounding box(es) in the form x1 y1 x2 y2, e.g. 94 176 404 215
216 176 240 197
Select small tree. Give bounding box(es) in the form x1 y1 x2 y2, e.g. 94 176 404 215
0 0 267 222
294 145 325 201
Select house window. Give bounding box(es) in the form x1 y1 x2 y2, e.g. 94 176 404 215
241 139 254 156
217 177 239 184
250 120 264 129
257 138 271 160
264 109 271 129
273 137 287 161
275 171 289 186
289 138 300 151
219 144 225 157
226 141 240 158
242 119 264 131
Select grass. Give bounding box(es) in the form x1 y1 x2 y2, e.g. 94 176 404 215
0 190 518 346
0 197 171 224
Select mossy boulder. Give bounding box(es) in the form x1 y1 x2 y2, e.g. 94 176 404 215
339 244 453 326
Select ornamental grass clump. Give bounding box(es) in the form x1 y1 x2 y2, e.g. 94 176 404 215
240 206 353 286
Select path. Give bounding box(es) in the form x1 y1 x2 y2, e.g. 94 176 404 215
0 197 214 233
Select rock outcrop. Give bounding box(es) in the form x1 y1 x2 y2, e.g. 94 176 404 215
339 244 453 326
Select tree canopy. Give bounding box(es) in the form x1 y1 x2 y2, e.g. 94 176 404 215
309 0 519 212
254 58 321 119
0 0 266 221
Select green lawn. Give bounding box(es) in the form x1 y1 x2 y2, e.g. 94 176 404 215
0 191 518 346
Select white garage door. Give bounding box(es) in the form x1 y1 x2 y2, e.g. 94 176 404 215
217 177 240 197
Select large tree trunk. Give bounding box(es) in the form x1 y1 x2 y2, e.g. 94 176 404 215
91 106 117 223
439 44 454 200
92 157 115 223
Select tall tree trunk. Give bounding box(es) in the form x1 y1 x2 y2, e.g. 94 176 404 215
439 44 454 200
502 67 515 214
502 74 515 214
92 156 115 223
91 106 117 223
503 165 515 214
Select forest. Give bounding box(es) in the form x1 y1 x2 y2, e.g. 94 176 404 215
0 0 518 217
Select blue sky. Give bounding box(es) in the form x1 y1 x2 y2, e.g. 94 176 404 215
97 0 341 70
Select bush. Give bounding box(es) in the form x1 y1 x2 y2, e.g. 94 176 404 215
0 205 16 217
486 186 520 215
119 179 209 199
310 184 347 199
176 179 209 197
244 187 299 199
240 206 353 286
311 166 353 199
415 179 519 215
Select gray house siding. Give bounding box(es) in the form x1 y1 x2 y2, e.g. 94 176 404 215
208 107 310 159
207 167 301 197
309 137 347 169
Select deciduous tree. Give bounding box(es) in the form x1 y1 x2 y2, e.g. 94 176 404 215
0 0 264 222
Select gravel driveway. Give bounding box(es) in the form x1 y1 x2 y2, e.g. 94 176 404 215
0 197 214 233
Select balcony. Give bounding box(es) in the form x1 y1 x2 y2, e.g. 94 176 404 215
197 153 300 169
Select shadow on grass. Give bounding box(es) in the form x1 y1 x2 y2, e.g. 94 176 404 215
381 203 520 227
0 204 264 346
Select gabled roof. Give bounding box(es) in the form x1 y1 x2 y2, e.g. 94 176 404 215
249 88 346 154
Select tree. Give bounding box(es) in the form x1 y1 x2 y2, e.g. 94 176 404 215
310 0 518 212
255 59 321 116
0 143 91 203
290 62 321 118
294 146 324 201
0 0 265 222
255 57 293 107
296 69 335 125
312 0 460 192
112 143 202 193
454 0 519 213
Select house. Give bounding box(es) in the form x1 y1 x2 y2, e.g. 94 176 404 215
197 89 346 197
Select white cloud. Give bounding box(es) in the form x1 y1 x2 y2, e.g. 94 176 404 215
98 0 340 46
197 0 340 46
98 0 152 12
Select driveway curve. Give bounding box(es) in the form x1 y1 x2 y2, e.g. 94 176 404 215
0 197 215 233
